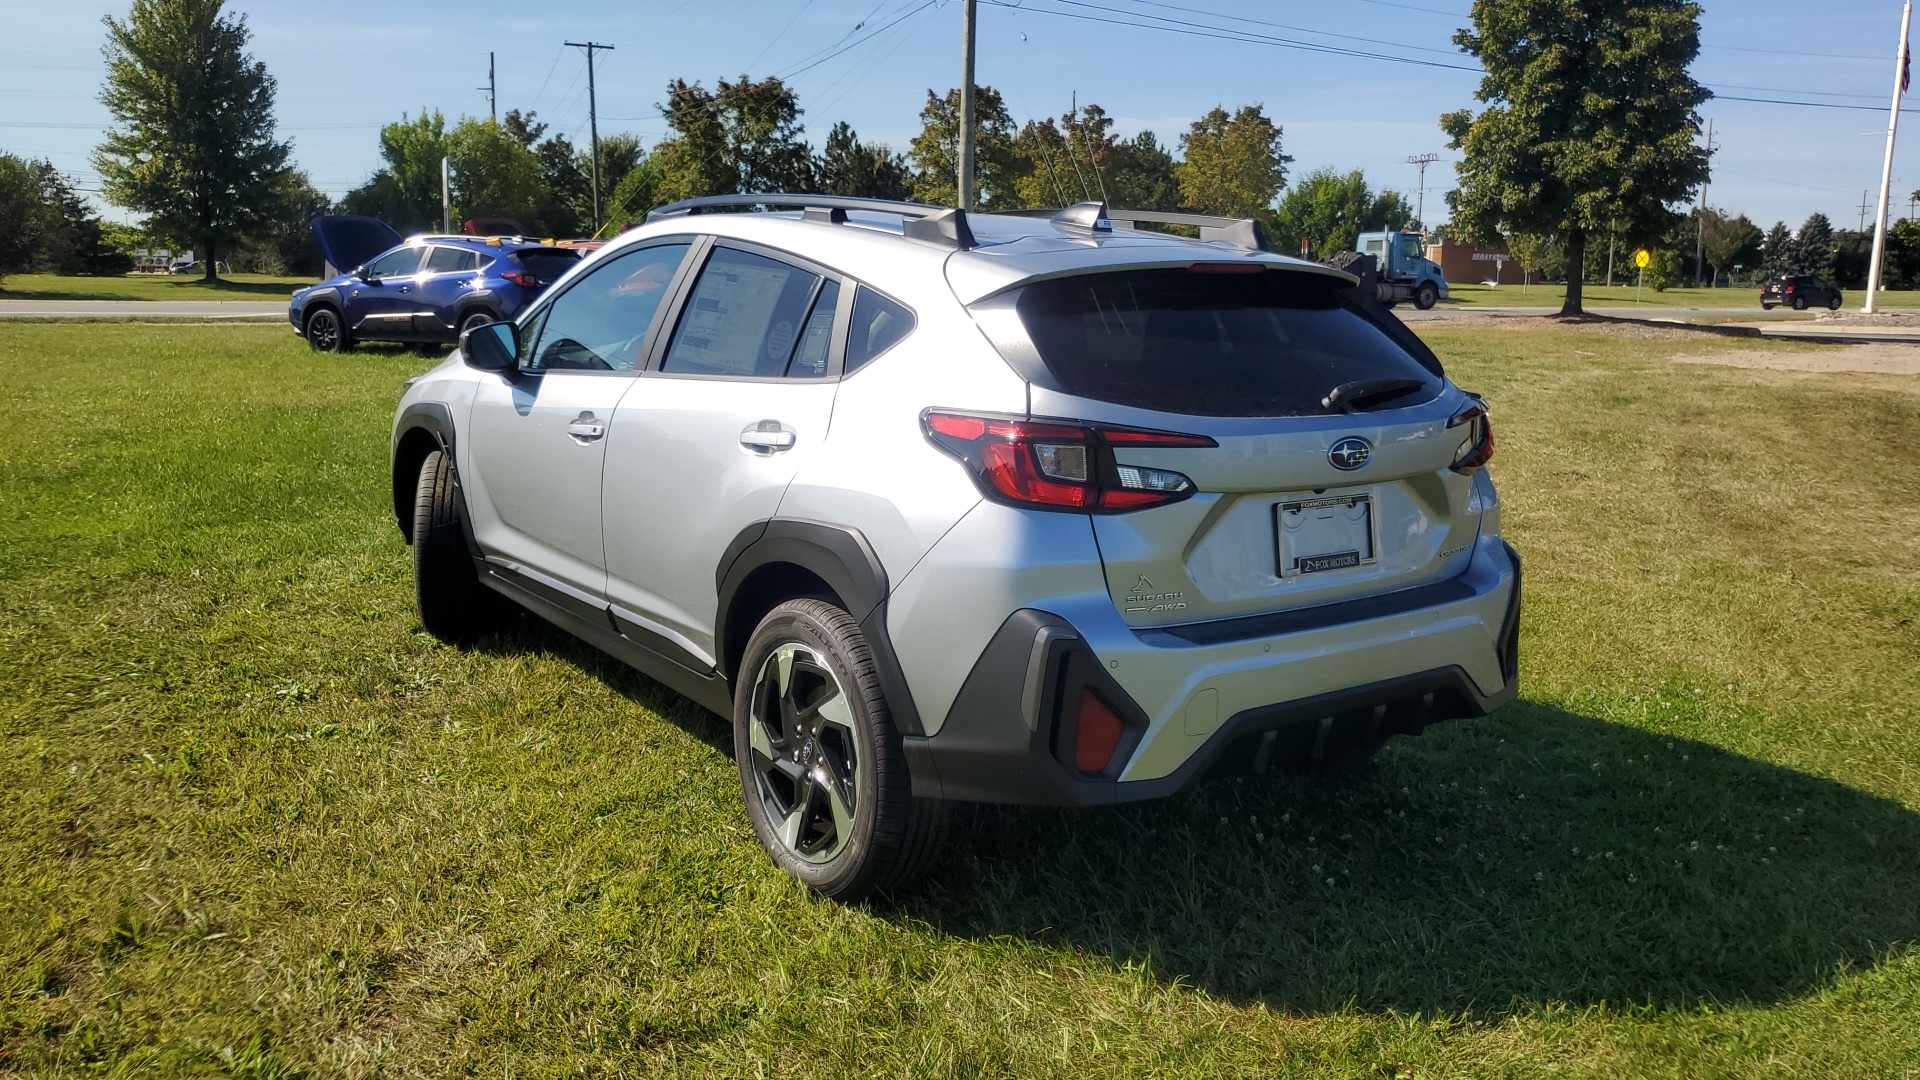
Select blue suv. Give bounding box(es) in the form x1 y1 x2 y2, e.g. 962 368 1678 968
291 215 583 352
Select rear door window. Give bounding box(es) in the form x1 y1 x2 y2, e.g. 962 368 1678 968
425 246 478 274
662 247 823 377
1013 268 1442 417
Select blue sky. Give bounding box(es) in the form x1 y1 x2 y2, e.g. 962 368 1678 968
3 0 1915 231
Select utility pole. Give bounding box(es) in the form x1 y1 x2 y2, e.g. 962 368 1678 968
1860 190 1873 233
1865 0 1911 313
1406 153 1439 231
480 52 496 122
1693 117 1714 287
958 0 977 211
441 156 451 234
566 41 615 233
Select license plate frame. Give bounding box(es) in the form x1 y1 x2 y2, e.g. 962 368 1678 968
1275 493 1377 578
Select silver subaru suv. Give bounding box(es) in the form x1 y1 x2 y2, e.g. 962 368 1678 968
390 196 1519 901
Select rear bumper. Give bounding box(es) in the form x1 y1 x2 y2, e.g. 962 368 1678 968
901 539 1520 806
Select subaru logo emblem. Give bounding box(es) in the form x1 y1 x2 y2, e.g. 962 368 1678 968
1329 437 1372 471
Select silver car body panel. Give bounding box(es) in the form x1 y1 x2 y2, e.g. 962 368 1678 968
393 204 1517 799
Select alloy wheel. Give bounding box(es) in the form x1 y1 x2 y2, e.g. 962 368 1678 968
746 642 865 864
308 310 339 351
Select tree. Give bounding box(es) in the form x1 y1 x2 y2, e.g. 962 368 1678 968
815 122 912 200
93 0 291 281
1440 0 1711 316
604 156 665 232
1698 207 1761 286
1795 213 1835 278
910 85 1021 208
341 111 450 232
447 117 543 227
1107 132 1180 212
654 76 812 204
1760 221 1797 277
0 154 55 288
232 169 330 275
1175 105 1290 218
1505 231 1562 291
1271 167 1412 257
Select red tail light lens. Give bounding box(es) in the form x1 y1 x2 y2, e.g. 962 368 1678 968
501 270 551 288
1448 400 1495 474
1073 691 1126 773
922 411 1215 513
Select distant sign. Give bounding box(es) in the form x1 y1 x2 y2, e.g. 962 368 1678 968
1634 249 1651 269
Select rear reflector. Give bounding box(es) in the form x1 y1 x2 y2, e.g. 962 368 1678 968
1073 691 1126 773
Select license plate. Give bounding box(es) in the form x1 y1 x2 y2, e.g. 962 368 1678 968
1276 494 1375 577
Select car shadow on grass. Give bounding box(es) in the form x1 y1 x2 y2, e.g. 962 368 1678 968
463 617 1919 1014
895 700 1920 1015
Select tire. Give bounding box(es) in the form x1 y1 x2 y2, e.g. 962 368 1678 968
458 309 495 337
1413 282 1439 310
734 599 948 902
1828 295 1842 310
1761 303 1775 310
1791 296 1809 311
411 449 504 644
304 306 351 353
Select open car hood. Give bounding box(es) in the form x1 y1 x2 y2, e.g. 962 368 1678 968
310 215 403 277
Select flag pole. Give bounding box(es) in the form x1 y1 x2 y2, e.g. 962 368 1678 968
1864 0 1912 313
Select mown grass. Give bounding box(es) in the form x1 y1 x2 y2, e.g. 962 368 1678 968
1444 281 1920 310
0 273 311 302
0 322 1916 1078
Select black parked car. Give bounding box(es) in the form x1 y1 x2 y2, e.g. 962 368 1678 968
1760 275 1843 311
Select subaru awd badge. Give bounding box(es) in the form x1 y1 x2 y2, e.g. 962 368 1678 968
1329 437 1372 471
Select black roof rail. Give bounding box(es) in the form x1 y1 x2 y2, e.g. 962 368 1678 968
645 193 976 250
1005 201 1271 254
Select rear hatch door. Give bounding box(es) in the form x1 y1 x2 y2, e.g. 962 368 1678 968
311 215 402 277
1003 265 1484 629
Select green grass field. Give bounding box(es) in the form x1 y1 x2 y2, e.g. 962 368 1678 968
0 272 312 301
1 322 1916 1077
1443 281 1920 310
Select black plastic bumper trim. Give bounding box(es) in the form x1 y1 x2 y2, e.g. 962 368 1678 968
1139 575 1478 648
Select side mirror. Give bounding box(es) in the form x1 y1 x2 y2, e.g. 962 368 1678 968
355 266 373 283
460 320 519 373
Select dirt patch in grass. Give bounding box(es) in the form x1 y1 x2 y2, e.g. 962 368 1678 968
1672 341 1920 377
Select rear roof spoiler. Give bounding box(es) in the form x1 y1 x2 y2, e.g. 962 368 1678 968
647 193 977 251
1004 202 1271 253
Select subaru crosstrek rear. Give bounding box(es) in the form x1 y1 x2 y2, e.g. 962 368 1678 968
388 196 1520 901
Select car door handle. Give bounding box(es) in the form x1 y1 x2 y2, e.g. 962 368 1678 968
739 424 797 452
568 413 606 442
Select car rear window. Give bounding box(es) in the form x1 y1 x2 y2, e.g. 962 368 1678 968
1013 268 1443 417
511 249 582 279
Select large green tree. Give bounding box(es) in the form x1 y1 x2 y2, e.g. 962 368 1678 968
341 111 449 232
655 75 812 204
93 0 291 281
447 117 543 227
815 122 912 201
909 85 1021 209
1698 207 1761 286
1441 0 1711 315
1175 104 1290 219
1271 167 1413 257
1795 212 1835 277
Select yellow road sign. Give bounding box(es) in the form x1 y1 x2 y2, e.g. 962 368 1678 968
1634 249 1651 269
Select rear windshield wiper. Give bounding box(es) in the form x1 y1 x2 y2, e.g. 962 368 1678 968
1322 377 1428 414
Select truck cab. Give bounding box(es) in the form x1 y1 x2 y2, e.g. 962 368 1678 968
1356 230 1449 310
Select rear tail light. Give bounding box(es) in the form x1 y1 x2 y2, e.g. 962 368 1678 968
923 410 1215 513
1448 399 1494 474
501 270 551 288
1785 284 1797 294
